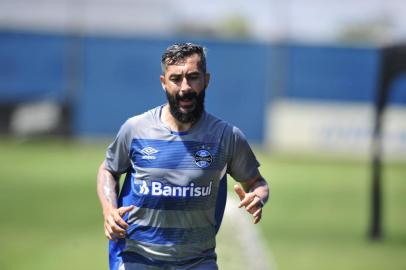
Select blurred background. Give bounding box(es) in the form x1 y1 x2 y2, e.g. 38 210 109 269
0 0 405 269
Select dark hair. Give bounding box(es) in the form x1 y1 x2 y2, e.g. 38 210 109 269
161 43 207 74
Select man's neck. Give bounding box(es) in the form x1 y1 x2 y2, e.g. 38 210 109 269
161 104 193 132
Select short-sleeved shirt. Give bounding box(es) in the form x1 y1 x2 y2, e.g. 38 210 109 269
105 105 260 270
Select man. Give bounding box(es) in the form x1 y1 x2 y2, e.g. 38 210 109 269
97 43 269 270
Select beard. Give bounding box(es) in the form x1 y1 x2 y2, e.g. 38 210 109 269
165 89 205 124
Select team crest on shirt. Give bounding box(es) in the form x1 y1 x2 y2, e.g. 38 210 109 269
194 148 212 168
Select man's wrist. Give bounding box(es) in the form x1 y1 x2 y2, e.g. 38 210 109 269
254 194 266 207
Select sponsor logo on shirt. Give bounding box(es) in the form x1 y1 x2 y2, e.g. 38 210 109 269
140 147 159 160
138 180 212 198
139 180 150 194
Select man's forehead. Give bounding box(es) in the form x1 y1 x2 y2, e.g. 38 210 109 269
165 55 202 73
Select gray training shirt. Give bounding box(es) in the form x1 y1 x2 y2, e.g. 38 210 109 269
105 105 260 269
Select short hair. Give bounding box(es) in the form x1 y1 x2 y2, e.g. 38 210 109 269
161 43 207 74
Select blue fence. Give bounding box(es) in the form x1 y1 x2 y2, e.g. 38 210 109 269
0 32 67 102
1 31 405 142
286 44 380 102
76 37 267 141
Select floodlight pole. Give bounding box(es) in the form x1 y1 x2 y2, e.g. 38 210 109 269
370 104 383 240
370 46 389 241
370 44 406 240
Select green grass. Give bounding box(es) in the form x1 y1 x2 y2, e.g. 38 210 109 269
0 138 405 270
0 138 107 270
255 151 406 270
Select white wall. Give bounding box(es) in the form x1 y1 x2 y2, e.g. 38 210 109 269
266 99 406 159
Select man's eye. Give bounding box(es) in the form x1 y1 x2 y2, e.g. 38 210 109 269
188 75 200 80
170 77 181 82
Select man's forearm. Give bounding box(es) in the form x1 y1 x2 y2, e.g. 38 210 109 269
97 162 119 210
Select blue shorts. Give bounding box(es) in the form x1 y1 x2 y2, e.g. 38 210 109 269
110 240 218 270
117 256 218 270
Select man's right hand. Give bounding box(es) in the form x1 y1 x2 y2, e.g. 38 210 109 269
103 205 134 241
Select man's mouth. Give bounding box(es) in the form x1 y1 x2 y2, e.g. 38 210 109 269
177 93 197 109
179 99 194 107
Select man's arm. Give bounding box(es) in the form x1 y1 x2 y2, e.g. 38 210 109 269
97 162 134 241
234 174 269 224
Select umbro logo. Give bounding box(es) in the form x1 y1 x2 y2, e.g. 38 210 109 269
140 147 158 160
141 147 158 155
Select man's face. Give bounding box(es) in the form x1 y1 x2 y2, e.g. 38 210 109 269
160 53 210 123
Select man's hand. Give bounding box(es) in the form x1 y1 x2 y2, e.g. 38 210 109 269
103 205 134 241
234 184 263 224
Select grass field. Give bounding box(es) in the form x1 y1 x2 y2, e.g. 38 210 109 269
0 138 405 270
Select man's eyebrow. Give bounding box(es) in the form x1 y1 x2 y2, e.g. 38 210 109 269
168 73 182 77
168 71 201 77
186 71 202 75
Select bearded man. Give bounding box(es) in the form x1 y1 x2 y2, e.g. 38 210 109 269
97 43 269 270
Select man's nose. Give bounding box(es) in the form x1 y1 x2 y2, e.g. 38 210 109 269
180 77 192 92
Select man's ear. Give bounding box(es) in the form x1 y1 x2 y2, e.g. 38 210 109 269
204 73 211 89
160 75 166 91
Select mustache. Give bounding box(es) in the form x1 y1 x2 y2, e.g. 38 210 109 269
177 92 198 101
